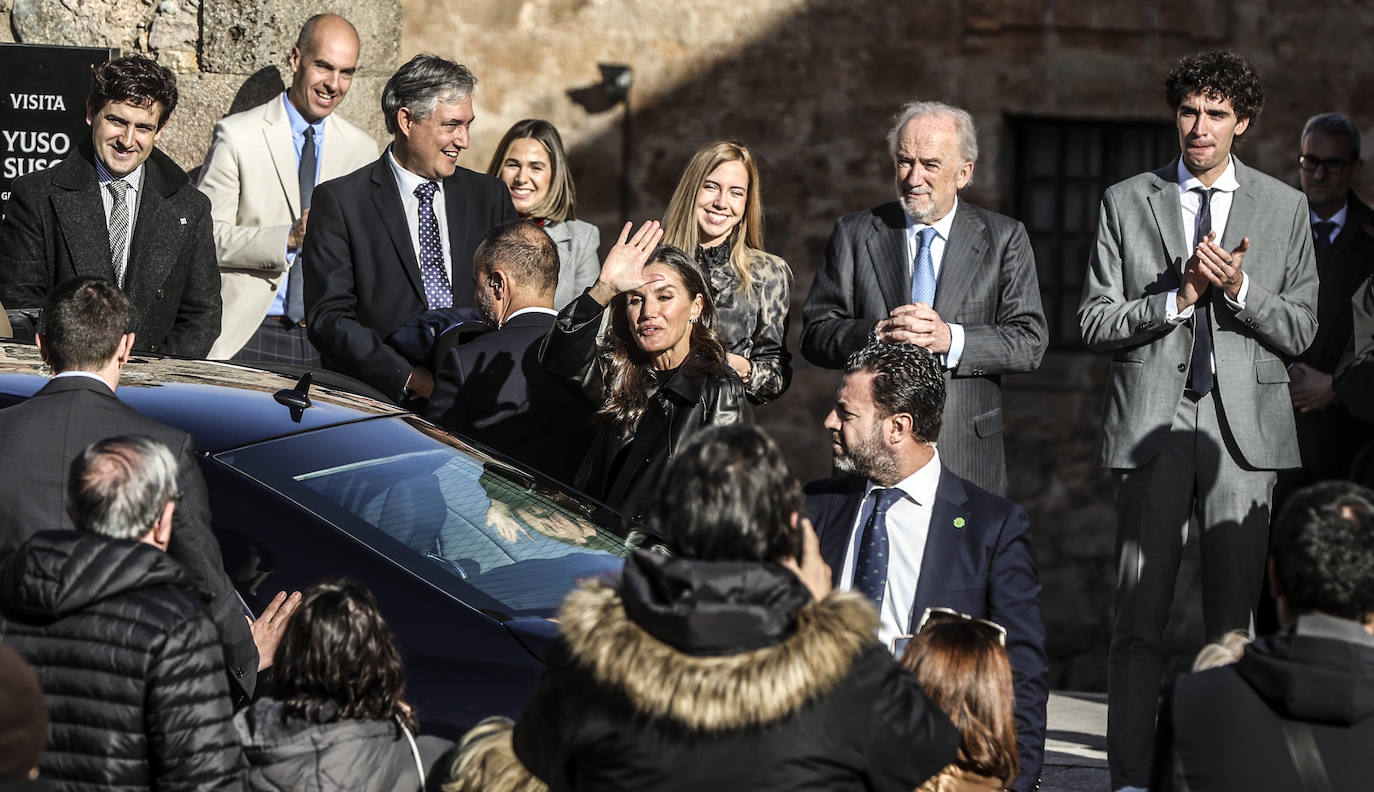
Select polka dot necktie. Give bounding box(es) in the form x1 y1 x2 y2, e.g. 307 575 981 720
854 487 905 608
413 181 453 310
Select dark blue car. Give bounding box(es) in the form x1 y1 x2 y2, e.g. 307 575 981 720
0 344 631 739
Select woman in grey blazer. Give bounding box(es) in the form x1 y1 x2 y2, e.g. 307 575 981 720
663 140 792 404
488 119 600 310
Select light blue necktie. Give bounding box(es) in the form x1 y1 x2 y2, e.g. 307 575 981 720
854 487 905 608
910 227 938 305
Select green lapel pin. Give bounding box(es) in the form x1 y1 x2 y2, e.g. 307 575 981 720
953 517 966 528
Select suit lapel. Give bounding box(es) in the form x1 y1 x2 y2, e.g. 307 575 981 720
368 157 425 301
1220 157 1255 253
124 159 179 307
318 113 355 182
1146 161 1188 278
50 157 116 280
932 203 986 317
867 206 909 311
443 170 475 306
909 467 969 628
261 99 302 218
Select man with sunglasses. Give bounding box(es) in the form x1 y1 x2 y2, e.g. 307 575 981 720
806 340 1048 792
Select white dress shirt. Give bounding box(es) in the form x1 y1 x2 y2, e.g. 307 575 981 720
1310 202 1349 244
387 147 453 283
838 449 943 648
904 200 966 368
94 157 145 283
1167 156 1249 325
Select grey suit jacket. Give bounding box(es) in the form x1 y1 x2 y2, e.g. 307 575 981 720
801 200 1048 495
545 218 601 312
1078 157 1319 470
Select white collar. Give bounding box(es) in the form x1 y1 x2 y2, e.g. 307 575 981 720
905 198 959 240
504 306 558 323
1177 156 1239 195
865 448 942 507
387 145 439 199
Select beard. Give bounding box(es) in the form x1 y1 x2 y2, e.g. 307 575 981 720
832 424 902 485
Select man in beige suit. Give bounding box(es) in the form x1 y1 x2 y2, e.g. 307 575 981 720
199 13 377 363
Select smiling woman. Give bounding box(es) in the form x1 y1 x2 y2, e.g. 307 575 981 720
540 221 752 528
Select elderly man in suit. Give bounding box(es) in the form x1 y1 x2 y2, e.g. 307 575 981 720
199 13 378 364
1076 50 1318 792
801 101 1047 496
304 54 517 403
805 341 1048 792
0 277 299 702
423 219 593 484
0 55 220 357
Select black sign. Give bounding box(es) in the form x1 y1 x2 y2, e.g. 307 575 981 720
0 42 116 213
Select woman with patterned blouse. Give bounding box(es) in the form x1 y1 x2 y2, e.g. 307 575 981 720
662 141 792 404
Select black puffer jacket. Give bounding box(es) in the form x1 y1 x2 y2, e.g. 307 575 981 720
540 290 752 525
0 531 244 791
488 551 958 792
236 698 449 792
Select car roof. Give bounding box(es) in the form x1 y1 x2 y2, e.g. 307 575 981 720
0 343 405 452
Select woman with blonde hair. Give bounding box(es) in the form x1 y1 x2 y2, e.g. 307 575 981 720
488 119 600 309
901 613 1020 791
661 140 791 403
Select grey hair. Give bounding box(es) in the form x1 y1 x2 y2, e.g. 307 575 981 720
1302 112 1361 161
67 435 181 542
381 54 477 135
887 101 979 165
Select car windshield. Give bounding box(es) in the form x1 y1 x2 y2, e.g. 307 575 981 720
216 416 629 618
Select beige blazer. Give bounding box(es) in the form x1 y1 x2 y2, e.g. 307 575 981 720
199 96 378 359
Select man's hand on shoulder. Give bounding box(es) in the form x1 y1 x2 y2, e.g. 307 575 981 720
875 303 951 354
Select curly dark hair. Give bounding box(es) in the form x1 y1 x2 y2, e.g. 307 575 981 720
89 55 179 128
843 342 946 443
599 245 730 436
651 424 804 563
1272 481 1374 622
1164 50 1263 121
273 580 416 733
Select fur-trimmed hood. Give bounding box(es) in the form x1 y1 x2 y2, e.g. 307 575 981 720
557 550 881 732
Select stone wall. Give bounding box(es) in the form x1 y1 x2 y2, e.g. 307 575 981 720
2 0 402 172
402 0 1374 689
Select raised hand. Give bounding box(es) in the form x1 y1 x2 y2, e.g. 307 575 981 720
589 221 666 304
1178 230 1214 311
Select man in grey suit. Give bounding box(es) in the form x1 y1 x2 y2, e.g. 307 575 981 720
802 101 1047 496
1077 50 1319 792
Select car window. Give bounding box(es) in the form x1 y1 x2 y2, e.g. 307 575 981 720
216 416 629 618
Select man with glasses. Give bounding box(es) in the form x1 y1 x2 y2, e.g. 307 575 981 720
1078 51 1318 792
805 340 1047 792
1282 115 1374 487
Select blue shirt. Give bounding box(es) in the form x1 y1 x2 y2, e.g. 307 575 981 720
270 93 326 316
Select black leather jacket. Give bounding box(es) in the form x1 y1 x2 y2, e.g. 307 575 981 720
541 290 752 525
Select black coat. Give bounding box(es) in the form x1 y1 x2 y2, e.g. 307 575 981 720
539 291 752 524
1156 614 1374 791
423 310 594 486
0 140 222 357
0 375 258 697
505 552 958 792
0 531 244 791
302 152 517 401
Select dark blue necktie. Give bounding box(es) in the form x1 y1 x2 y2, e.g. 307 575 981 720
853 487 905 607
414 181 453 310
1313 220 1336 262
285 126 315 324
910 227 937 305
1188 187 1216 396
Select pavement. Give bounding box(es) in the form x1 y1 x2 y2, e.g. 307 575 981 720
1041 691 1109 791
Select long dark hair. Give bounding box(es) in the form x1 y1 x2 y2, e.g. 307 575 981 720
598 245 728 436
273 580 416 733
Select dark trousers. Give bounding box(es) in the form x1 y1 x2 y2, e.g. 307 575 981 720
1107 389 1275 789
233 316 321 368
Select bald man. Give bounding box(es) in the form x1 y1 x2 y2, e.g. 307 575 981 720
200 13 378 364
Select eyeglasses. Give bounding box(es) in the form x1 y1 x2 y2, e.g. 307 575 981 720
1298 154 1353 174
890 607 1008 655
